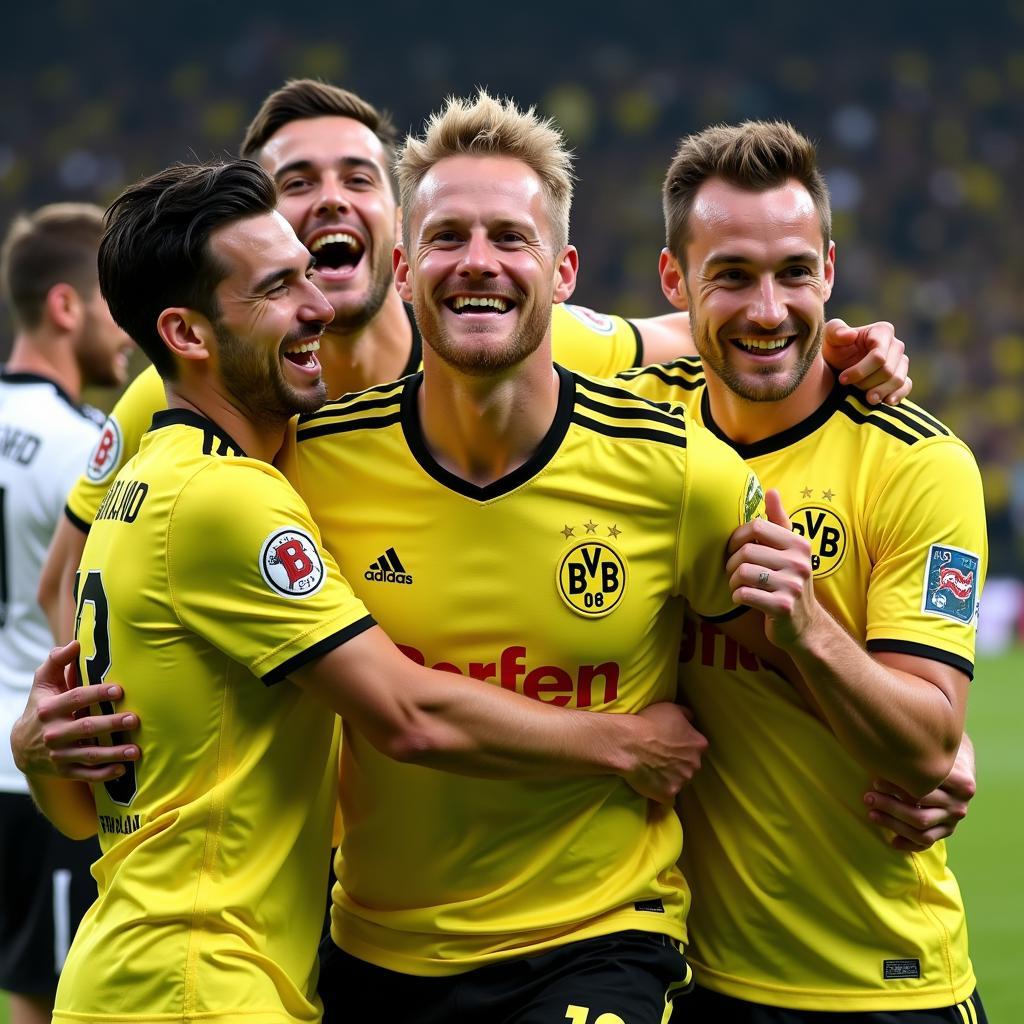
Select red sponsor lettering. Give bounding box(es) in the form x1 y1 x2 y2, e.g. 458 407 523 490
937 567 974 601
396 644 619 708
678 618 763 672
273 539 314 586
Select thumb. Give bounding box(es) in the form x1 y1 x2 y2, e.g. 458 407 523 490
824 317 856 345
765 489 791 530
37 640 80 693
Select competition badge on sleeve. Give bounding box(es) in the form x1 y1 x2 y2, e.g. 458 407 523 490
86 415 123 483
260 527 326 598
922 544 980 625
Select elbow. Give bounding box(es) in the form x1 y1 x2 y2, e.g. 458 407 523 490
376 717 448 766
58 819 99 842
897 744 960 801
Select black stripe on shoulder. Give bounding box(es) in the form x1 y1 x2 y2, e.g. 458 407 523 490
894 401 951 437
262 614 376 686
837 401 921 446
617 359 706 390
575 388 687 432
842 394 951 442
297 410 403 442
299 391 404 423
866 639 974 680
571 412 686 448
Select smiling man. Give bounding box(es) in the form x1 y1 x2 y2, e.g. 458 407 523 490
619 121 988 1023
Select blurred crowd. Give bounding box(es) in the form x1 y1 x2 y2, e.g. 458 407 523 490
2 1 1021 573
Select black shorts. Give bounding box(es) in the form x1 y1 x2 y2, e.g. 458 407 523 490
319 929 691 1024
684 984 988 1024
0 792 99 997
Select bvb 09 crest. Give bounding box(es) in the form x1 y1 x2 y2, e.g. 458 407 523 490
557 540 626 618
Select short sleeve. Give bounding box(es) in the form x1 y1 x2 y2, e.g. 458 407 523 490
675 420 765 620
551 302 642 376
65 366 167 531
166 461 373 685
865 438 987 677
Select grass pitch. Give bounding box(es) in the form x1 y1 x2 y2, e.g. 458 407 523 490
3 648 1020 1023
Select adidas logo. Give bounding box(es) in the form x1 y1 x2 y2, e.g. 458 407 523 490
364 547 413 585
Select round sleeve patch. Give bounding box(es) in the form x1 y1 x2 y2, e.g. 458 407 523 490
259 527 326 599
563 302 616 335
86 415 123 483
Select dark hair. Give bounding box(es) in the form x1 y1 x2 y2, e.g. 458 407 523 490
240 78 398 166
1 203 104 330
663 120 831 262
98 160 277 379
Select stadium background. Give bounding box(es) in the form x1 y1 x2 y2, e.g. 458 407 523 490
1 0 1020 1018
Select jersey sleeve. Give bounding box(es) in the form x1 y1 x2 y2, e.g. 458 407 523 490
166 460 374 685
864 438 987 677
550 302 642 377
65 365 167 532
674 419 766 620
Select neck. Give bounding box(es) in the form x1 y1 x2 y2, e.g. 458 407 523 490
165 382 289 464
319 290 413 397
704 358 835 445
5 333 82 401
418 342 560 488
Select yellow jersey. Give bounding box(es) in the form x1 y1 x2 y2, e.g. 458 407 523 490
618 359 987 1012
63 303 640 530
55 409 373 1024
279 364 764 976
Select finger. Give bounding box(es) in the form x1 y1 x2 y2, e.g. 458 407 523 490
869 778 918 803
52 743 140 767
728 562 802 596
724 544 796 578
727 518 795 557
889 835 931 853
38 684 125 722
731 585 797 614
883 377 913 406
34 641 82 693
764 489 791 531
823 317 855 344
61 762 135 784
867 808 950 849
43 712 139 748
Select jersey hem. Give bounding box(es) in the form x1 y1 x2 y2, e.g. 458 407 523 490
261 614 376 685
691 961 978 1012
333 912 686 977
866 638 974 679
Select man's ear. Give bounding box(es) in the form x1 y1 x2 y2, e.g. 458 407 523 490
552 245 579 304
658 249 689 312
156 308 214 364
43 283 83 332
822 240 836 303
393 243 412 302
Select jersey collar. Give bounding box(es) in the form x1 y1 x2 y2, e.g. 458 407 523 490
699 376 851 459
149 408 248 458
399 363 575 501
0 368 81 411
401 303 423 377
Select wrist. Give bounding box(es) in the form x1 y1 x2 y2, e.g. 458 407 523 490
589 711 641 778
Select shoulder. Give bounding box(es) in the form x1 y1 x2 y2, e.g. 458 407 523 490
570 370 689 450
615 357 706 407
296 376 407 443
835 389 960 449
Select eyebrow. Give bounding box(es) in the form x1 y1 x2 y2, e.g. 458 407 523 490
704 249 821 269
252 257 316 295
273 156 383 182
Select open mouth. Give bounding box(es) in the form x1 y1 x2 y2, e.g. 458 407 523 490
731 336 795 355
281 338 321 369
444 295 515 315
309 232 364 274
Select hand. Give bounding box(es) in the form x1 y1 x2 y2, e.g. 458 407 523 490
823 318 911 405
10 641 140 783
726 490 821 649
865 737 977 851
622 702 708 804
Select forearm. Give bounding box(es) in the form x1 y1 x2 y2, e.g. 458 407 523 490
788 610 961 796
27 775 98 840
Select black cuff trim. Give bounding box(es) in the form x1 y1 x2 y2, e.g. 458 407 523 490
64 505 91 534
701 605 750 625
627 319 643 367
866 639 974 680
262 614 376 686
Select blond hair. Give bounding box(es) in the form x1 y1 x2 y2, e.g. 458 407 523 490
396 90 575 248
663 120 831 262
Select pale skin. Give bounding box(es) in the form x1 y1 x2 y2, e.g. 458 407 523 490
13 204 708 841
663 178 968 799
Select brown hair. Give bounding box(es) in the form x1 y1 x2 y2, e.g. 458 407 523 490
663 120 831 260
1 203 104 330
240 78 398 167
396 89 575 248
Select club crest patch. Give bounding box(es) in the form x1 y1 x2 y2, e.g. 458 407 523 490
259 527 326 599
743 474 765 523
86 415 123 483
557 540 626 618
562 302 615 335
790 505 848 578
922 544 980 624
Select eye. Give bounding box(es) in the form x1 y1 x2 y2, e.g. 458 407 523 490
495 231 526 245
782 265 813 279
347 173 375 189
716 268 748 284
280 177 312 193
266 283 289 297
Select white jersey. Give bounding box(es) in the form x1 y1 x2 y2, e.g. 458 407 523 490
0 370 101 793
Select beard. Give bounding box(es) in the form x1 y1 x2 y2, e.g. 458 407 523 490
414 287 550 377
215 320 327 424
691 308 824 403
77 307 128 388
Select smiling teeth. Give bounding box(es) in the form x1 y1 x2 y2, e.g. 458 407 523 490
284 340 320 354
452 296 510 312
737 337 789 351
310 232 359 252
